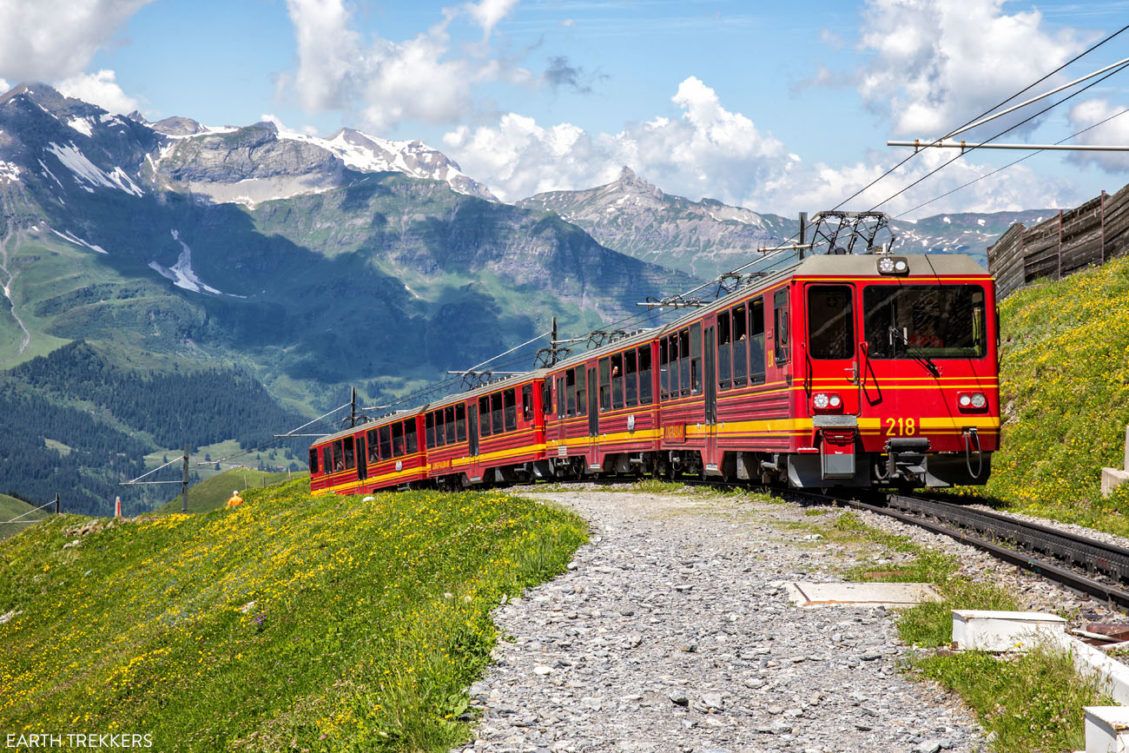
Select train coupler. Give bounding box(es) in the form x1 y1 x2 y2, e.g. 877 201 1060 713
884 437 931 483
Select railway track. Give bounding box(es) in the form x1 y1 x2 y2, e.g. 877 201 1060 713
816 490 1129 610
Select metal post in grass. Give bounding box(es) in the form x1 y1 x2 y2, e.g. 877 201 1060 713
181 445 189 513
54 493 59 515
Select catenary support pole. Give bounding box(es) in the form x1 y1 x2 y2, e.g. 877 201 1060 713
181 445 189 514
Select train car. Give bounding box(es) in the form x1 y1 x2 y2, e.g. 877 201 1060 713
423 375 548 488
651 252 999 487
308 408 427 495
543 331 660 478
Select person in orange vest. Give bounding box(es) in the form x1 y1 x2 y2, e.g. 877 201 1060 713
225 490 244 509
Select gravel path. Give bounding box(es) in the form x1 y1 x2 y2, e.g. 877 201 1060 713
458 489 984 753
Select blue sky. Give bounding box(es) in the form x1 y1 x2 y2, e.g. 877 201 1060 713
3 0 1129 215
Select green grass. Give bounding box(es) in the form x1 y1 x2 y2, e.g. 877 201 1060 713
157 469 294 513
808 512 1108 752
0 479 587 752
0 493 49 540
913 648 1107 753
980 254 1129 535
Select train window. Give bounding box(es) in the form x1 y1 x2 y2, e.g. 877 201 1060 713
504 389 517 431
717 310 731 390
659 338 669 398
624 349 638 407
599 358 611 411
391 422 404 457
863 284 987 359
678 329 690 395
574 366 586 416
809 285 855 359
562 370 573 417
478 396 491 437
773 289 790 365
425 413 435 449
522 385 533 422
542 379 552 418
380 425 393 456
689 324 702 394
406 420 418 453
611 353 624 409
308 448 319 474
343 436 356 469
491 392 504 434
750 298 766 384
732 304 747 387
638 346 653 404
322 446 332 474
555 376 566 419
456 404 467 442
367 429 380 462
444 406 456 444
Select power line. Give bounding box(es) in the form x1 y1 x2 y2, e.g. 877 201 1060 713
870 60 1129 212
0 497 56 526
895 106 1129 219
833 21 1129 212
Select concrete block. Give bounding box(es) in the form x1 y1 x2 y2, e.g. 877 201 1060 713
1103 468 1129 498
1085 706 1129 753
1055 633 1129 706
951 610 1066 651
786 581 941 608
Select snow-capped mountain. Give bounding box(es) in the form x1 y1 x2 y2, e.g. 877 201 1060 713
145 116 496 205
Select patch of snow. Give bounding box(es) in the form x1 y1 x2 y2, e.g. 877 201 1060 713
45 142 143 197
38 159 65 190
976 218 986 227
0 161 19 182
49 228 108 255
942 216 951 224
151 229 223 295
66 117 94 137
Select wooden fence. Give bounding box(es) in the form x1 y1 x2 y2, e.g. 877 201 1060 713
988 184 1129 299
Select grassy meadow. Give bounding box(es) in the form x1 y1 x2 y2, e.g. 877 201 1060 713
0 480 587 751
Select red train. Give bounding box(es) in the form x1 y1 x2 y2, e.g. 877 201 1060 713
309 251 999 496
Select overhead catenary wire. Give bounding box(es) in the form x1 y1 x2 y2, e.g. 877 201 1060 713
833 21 1129 212
0 497 57 525
870 60 1129 212
895 106 1129 218
122 454 183 485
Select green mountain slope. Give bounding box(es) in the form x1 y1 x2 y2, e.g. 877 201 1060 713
0 480 586 751
157 469 293 513
985 255 1129 529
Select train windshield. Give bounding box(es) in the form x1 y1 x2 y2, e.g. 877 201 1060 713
863 284 987 359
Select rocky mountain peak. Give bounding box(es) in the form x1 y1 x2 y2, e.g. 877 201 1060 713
150 116 205 137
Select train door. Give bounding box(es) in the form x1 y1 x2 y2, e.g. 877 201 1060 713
356 435 368 482
704 327 717 424
587 367 598 437
468 404 479 457
805 283 860 480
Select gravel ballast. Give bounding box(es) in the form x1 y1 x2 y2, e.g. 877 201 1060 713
457 489 987 753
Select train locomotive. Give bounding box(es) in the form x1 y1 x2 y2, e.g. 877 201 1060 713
309 214 1000 496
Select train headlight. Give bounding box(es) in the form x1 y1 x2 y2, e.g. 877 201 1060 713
958 392 988 412
877 256 910 276
813 393 842 412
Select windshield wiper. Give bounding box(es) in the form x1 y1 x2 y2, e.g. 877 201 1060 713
888 327 940 377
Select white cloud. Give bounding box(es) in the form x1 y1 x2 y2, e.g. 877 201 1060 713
465 0 519 37
858 0 1080 138
0 0 150 83
283 0 525 131
57 69 138 114
443 75 1074 218
1065 98 1129 172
